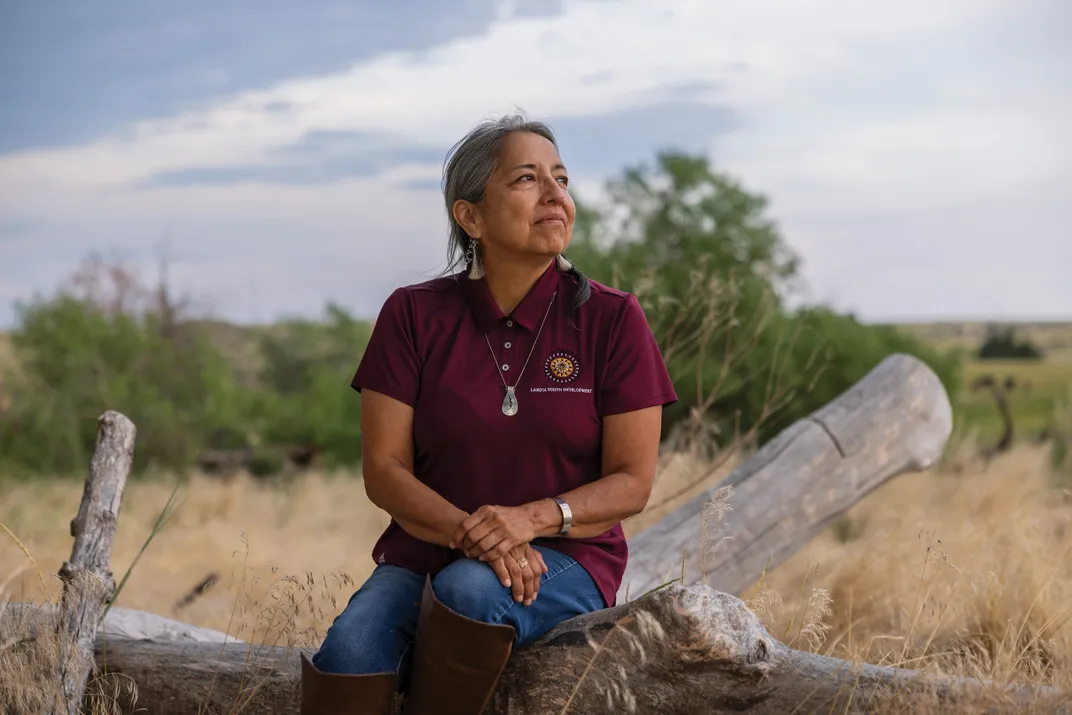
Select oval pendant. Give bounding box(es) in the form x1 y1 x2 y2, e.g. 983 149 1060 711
501 386 518 416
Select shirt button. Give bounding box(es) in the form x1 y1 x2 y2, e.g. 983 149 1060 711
506 320 514 327
504 341 512 348
502 364 510 371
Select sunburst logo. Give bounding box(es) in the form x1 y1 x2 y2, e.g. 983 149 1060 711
544 351 579 384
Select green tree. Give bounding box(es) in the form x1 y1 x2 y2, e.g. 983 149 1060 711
568 150 959 448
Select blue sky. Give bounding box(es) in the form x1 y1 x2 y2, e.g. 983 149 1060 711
1 0 1069 327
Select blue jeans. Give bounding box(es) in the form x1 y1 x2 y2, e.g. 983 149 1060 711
312 545 604 680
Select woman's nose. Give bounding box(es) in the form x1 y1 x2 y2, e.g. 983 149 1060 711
542 178 566 202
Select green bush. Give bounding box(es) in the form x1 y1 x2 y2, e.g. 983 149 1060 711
247 450 287 478
646 301 961 448
0 291 376 477
256 304 372 469
0 295 246 475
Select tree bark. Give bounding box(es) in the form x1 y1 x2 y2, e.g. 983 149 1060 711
52 410 136 715
618 353 955 602
87 583 1065 715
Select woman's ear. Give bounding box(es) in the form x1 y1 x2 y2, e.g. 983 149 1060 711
452 199 482 240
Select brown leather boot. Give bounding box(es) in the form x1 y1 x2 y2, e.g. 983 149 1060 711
300 652 399 715
402 575 516 715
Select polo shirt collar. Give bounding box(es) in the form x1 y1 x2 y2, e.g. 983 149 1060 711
464 259 562 333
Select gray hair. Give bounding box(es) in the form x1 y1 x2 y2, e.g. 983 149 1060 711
441 113 558 271
440 112 591 312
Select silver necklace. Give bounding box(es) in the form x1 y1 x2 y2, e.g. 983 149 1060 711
483 290 557 416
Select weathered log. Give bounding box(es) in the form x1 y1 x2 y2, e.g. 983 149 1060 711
618 353 954 602
4 602 233 644
88 583 1065 714
53 410 136 715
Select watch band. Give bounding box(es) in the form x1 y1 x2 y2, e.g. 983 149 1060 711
552 497 572 536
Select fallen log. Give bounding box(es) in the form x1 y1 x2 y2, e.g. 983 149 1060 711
4 602 233 644
618 353 954 601
87 583 1066 714
52 410 136 715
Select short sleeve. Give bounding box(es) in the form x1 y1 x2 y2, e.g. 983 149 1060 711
601 294 678 416
351 288 421 407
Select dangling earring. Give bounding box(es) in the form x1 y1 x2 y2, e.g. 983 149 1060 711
464 239 475 266
468 240 486 280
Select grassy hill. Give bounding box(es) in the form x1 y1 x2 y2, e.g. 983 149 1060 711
892 320 1072 362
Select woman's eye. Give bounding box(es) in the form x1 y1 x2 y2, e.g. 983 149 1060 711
514 173 567 186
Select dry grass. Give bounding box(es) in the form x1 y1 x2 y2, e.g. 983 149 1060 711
744 443 1072 710
1 574 139 715
2 442 1071 712
0 471 389 644
0 446 729 645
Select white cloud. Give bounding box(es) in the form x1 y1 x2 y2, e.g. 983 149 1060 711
1 0 1068 323
727 105 1068 216
0 0 1018 190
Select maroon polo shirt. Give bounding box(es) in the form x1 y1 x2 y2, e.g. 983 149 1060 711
351 260 677 607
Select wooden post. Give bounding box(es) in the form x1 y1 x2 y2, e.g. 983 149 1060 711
52 410 136 715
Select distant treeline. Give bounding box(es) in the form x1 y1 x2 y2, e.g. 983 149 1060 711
0 151 960 478
977 325 1044 360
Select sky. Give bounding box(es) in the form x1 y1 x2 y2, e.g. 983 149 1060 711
1 0 1069 328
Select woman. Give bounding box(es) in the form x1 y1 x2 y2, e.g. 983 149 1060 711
301 113 677 715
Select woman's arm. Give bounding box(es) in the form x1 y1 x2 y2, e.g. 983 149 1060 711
361 389 468 547
452 404 663 560
535 404 662 537
362 388 548 602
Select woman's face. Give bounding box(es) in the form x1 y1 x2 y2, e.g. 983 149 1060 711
454 131 575 265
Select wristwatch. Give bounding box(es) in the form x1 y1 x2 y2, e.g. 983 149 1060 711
552 497 572 536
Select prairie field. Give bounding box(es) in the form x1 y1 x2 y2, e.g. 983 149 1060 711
896 321 1072 362
3 321 1072 712
957 358 1072 443
3 439 1072 711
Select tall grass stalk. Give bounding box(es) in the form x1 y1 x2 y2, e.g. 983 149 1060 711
100 477 184 623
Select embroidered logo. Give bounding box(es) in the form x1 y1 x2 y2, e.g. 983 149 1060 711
544 351 580 384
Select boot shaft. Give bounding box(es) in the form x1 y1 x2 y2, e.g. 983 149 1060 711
403 576 516 715
300 653 399 715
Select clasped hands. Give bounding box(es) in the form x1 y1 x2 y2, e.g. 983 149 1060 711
449 503 548 607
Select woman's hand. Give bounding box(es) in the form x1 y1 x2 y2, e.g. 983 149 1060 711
450 504 542 562
485 543 548 606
